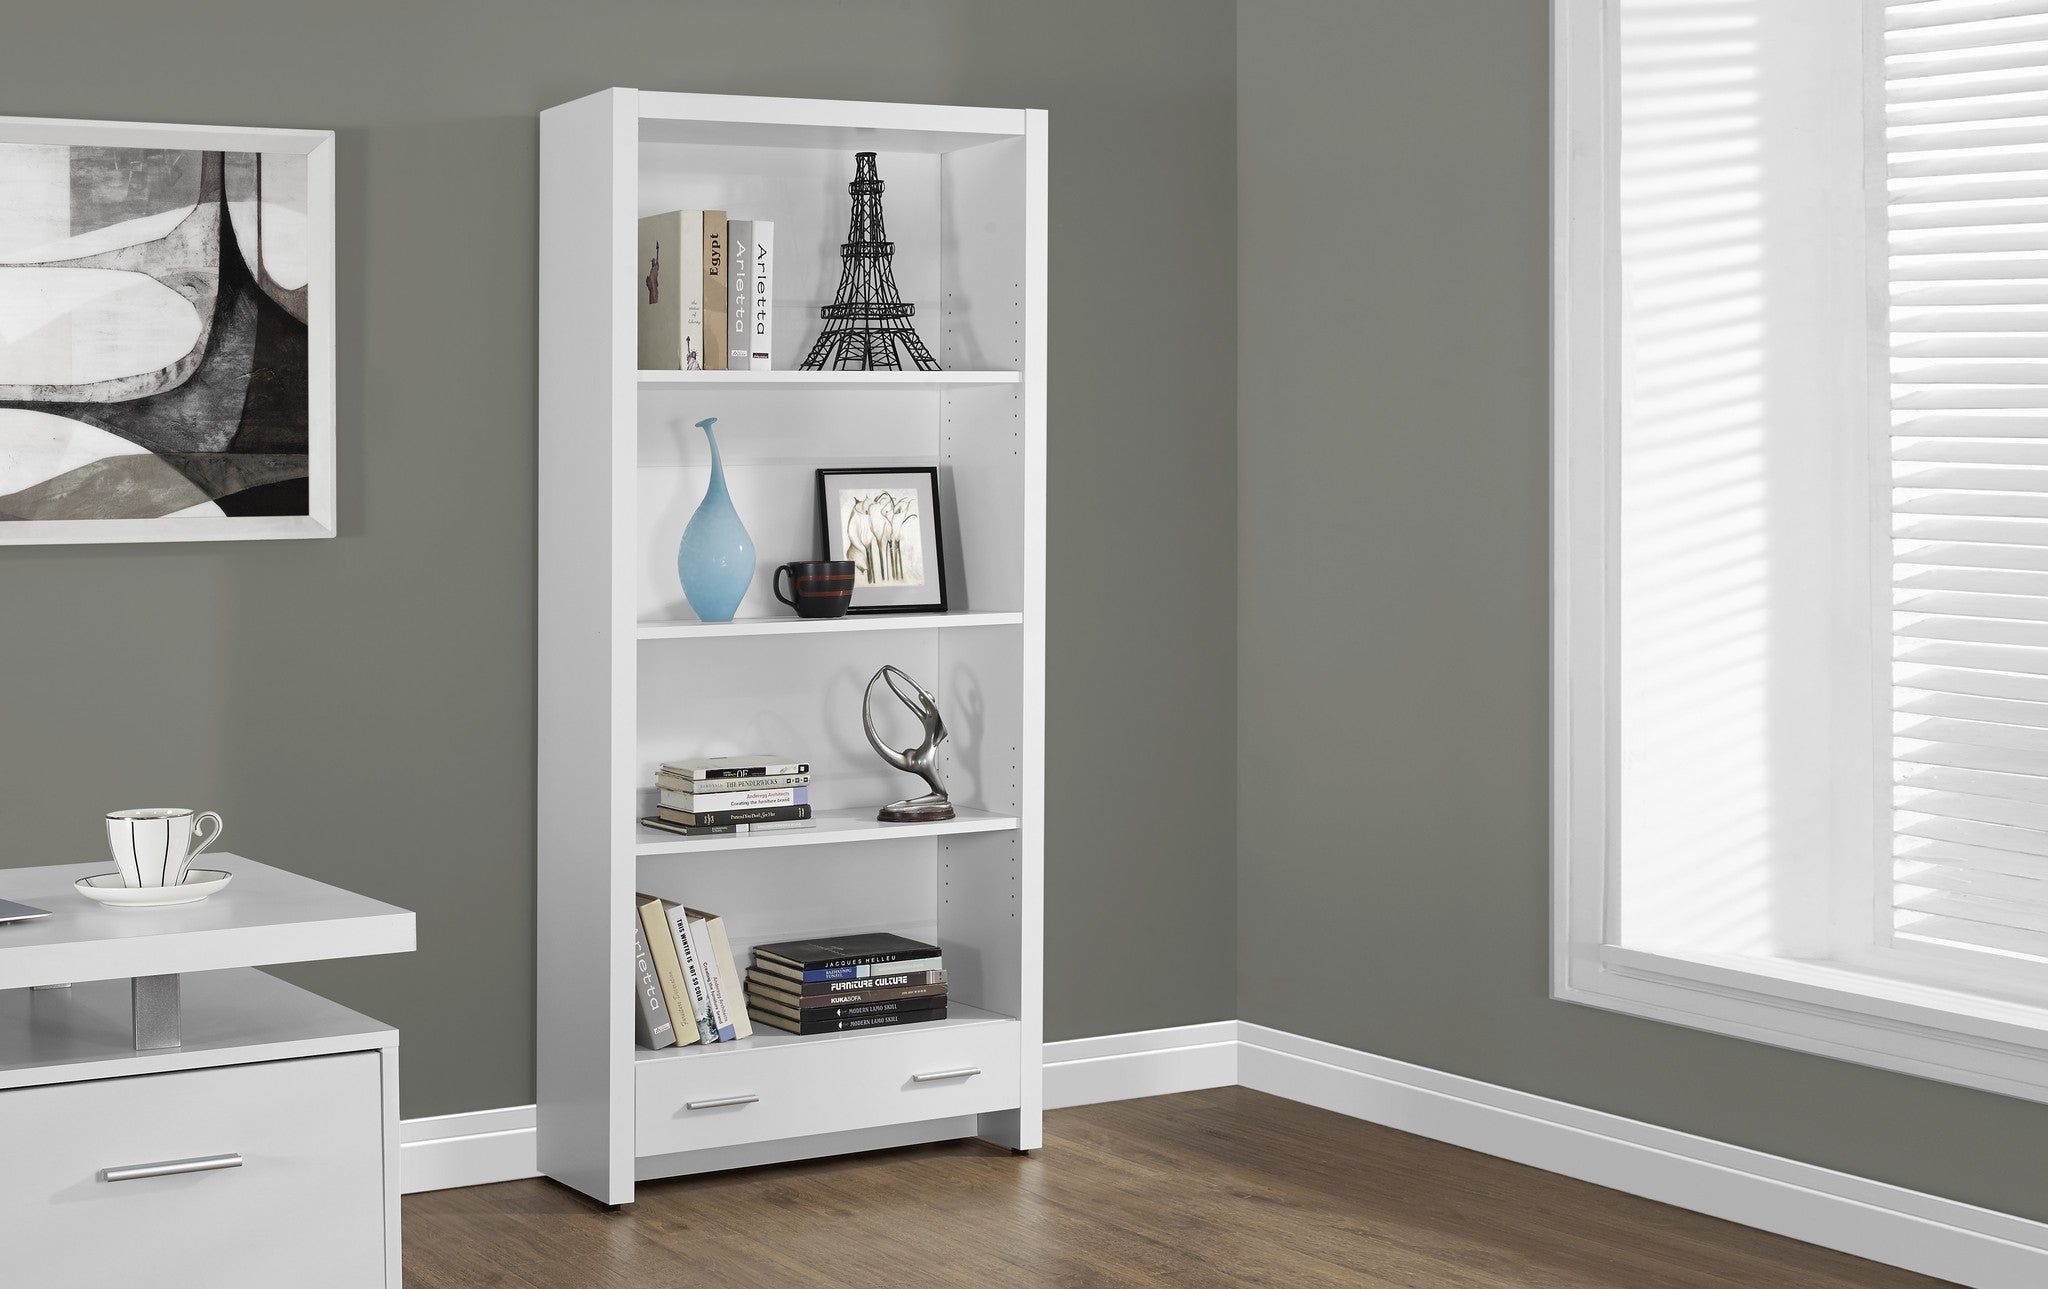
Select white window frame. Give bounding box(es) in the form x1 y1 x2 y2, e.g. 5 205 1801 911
1553 0 2048 1103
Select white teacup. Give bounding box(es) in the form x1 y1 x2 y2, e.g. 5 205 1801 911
105 808 224 888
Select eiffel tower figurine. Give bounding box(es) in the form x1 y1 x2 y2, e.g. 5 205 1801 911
801 152 940 371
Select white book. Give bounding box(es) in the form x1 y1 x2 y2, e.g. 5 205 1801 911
660 754 808 779
692 909 754 1040
688 914 735 1041
664 900 718 1043
727 219 753 369
636 210 704 370
658 786 801 811
749 220 774 369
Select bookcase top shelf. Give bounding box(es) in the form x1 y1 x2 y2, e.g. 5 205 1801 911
639 370 1019 391
632 1003 1014 1063
633 90 1029 154
636 611 1022 641
636 807 1018 856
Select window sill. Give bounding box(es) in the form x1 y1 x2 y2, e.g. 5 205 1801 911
1561 945 2048 1103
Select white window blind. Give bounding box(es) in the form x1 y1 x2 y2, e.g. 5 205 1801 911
1889 0 2048 960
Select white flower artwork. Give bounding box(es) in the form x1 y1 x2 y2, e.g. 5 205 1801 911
839 487 925 588
817 466 948 613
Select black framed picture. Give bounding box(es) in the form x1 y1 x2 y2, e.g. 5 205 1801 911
815 466 948 614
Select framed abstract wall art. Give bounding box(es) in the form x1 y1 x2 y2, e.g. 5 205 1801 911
815 465 948 614
0 115 334 543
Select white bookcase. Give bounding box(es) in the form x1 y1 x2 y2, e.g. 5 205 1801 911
537 89 1045 1205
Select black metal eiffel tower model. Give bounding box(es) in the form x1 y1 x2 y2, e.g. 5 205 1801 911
801 152 940 371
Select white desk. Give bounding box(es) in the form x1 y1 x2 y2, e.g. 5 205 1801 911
0 855 416 1288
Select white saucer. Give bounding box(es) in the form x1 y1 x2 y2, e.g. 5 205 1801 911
75 869 233 907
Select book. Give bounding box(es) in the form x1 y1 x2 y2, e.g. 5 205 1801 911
688 913 735 1042
658 786 807 812
749 1006 948 1035
749 953 943 984
636 210 705 371
655 770 808 793
664 899 718 1044
743 819 816 833
745 967 946 996
638 816 738 838
634 894 699 1047
659 803 813 828
631 916 677 1049
754 933 942 971
690 907 753 1041
701 211 727 370
745 975 946 1008
744 992 947 1023
749 220 774 369
660 755 808 781
727 220 753 369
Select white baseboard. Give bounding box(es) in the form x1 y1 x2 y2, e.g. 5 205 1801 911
1237 1024 2048 1289
399 1105 538 1194
1043 1020 1239 1109
399 1021 2048 1289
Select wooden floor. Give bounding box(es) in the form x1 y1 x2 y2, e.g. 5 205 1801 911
404 1087 1954 1288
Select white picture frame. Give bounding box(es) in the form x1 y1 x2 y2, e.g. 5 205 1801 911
0 114 336 544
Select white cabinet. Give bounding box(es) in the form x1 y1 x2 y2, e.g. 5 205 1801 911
0 1053 386 1289
0 860 413 1285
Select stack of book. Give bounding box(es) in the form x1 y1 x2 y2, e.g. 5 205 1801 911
642 754 815 838
630 894 750 1050
636 209 775 372
744 933 949 1035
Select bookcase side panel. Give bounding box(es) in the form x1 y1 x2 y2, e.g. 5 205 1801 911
537 87 640 1206
993 111 1047 1151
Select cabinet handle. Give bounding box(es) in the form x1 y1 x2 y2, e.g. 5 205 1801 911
912 1067 981 1083
685 1094 760 1110
100 1153 243 1183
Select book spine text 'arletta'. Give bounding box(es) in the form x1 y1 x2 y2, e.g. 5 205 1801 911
749 220 774 369
632 916 677 1049
727 219 753 370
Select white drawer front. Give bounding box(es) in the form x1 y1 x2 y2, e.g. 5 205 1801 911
0 1053 386 1289
637 1019 1021 1156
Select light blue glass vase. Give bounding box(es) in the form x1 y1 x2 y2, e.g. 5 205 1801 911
676 417 755 623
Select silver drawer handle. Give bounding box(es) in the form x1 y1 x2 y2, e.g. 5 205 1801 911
101 1153 243 1183
912 1067 981 1083
685 1094 760 1110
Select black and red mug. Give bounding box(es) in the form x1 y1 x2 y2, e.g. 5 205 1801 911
773 560 856 618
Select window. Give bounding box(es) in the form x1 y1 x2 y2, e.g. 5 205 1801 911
1555 0 2048 1100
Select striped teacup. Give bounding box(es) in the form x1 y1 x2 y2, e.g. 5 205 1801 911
105 808 224 888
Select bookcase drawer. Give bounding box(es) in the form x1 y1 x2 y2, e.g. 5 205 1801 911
0 1053 387 1289
636 1018 1021 1156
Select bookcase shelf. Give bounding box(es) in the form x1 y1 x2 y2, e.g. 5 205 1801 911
639 369 1019 390
636 610 1022 640
632 1004 1014 1063
636 807 1019 856
539 88 1045 1208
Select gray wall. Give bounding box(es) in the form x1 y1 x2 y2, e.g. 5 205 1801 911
0 0 1238 1118
1236 0 2048 1222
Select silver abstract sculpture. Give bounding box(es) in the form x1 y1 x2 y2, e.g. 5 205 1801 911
863 664 954 822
